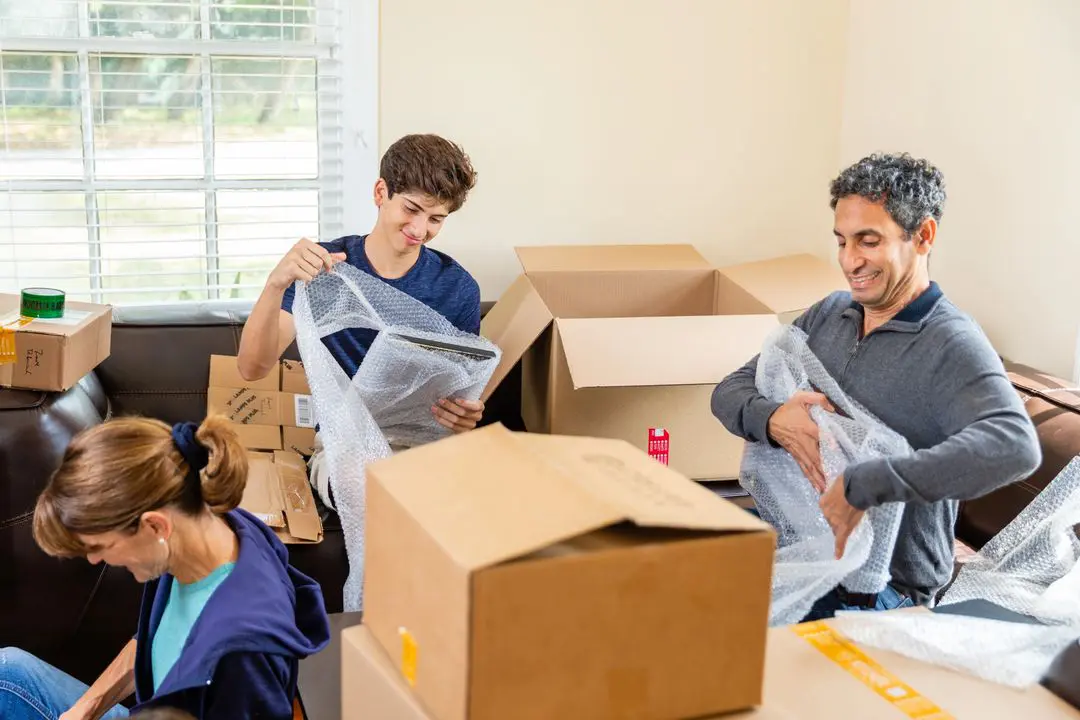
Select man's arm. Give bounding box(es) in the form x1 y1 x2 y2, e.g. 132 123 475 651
711 296 831 443
844 330 1041 509
60 638 136 720
238 238 345 381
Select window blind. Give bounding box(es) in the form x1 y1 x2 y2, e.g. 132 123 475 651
0 0 346 304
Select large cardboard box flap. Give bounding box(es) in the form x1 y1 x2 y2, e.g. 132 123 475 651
718 254 846 321
555 315 780 389
0 295 112 391
367 424 766 570
478 274 553 402
515 243 711 273
239 450 322 543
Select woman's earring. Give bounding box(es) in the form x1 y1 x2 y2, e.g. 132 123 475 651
158 538 166 545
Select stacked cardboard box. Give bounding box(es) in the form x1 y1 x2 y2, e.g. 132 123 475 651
0 294 113 391
345 423 776 720
342 613 1079 719
478 247 846 481
241 448 323 544
206 355 318 455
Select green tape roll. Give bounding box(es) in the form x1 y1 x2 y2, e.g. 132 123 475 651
21 287 66 319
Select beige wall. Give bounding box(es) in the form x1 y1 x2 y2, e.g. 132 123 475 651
839 0 1080 378
380 0 850 297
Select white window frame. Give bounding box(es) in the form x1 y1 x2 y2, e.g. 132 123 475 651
0 0 378 305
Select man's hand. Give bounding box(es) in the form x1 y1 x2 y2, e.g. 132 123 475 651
267 238 347 291
432 398 484 434
820 475 865 559
767 391 835 492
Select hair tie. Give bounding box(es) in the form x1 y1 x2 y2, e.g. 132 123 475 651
171 422 209 484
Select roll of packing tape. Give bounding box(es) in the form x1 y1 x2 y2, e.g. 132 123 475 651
20 287 66 319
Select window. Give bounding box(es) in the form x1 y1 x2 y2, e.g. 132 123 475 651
0 0 376 304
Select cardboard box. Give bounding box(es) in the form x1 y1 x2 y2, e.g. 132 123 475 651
209 353 278 390
342 623 785 720
363 424 775 720
230 423 282 451
208 386 283 426
342 620 1080 720
281 358 311 394
0 295 112 391
283 426 317 456
479 245 844 480
239 449 322 544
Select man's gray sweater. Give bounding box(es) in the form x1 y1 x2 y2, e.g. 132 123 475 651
712 282 1041 604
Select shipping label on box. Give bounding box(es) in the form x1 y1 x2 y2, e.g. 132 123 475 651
281 392 317 428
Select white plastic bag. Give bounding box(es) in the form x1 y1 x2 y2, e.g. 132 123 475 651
292 263 500 610
740 325 908 625
834 457 1080 687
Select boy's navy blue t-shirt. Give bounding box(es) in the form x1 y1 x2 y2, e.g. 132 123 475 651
281 234 481 379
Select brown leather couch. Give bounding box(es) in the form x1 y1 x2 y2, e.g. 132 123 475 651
0 305 1073 686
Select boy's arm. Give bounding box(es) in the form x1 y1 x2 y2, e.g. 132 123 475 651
238 238 345 381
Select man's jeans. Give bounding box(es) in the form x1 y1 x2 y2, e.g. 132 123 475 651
801 584 915 622
0 648 129 720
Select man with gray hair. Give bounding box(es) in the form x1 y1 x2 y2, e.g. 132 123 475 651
712 153 1041 619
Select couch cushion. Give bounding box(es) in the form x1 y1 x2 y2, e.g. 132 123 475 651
956 362 1080 549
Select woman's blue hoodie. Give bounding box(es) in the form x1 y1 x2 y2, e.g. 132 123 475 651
130 509 330 718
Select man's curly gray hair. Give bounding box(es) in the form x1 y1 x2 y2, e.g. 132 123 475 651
829 153 947 235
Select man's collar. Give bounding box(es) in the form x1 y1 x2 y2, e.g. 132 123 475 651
845 281 944 324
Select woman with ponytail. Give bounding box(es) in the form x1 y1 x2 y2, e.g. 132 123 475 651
0 415 330 719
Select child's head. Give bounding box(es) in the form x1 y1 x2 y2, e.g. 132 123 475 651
373 134 477 252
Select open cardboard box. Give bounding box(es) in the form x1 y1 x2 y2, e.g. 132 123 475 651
0 295 113 391
479 245 844 480
363 423 775 720
241 450 322 544
341 616 1080 720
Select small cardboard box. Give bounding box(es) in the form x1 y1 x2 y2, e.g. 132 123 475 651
363 424 775 720
283 426 317 456
281 358 311 394
209 353 278 390
230 423 282 451
208 386 283 426
239 450 322 544
479 245 844 480
0 295 113 391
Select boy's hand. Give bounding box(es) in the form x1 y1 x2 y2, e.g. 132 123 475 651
432 398 484 433
268 238 347 291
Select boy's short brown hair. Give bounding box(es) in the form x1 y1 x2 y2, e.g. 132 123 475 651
380 134 477 213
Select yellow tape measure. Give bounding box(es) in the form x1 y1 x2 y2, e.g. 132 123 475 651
793 621 955 720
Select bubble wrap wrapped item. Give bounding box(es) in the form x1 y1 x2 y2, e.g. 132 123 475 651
833 457 1080 688
292 263 501 611
740 325 908 626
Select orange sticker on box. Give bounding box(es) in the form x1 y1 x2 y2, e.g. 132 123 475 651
400 627 418 687
793 621 954 719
